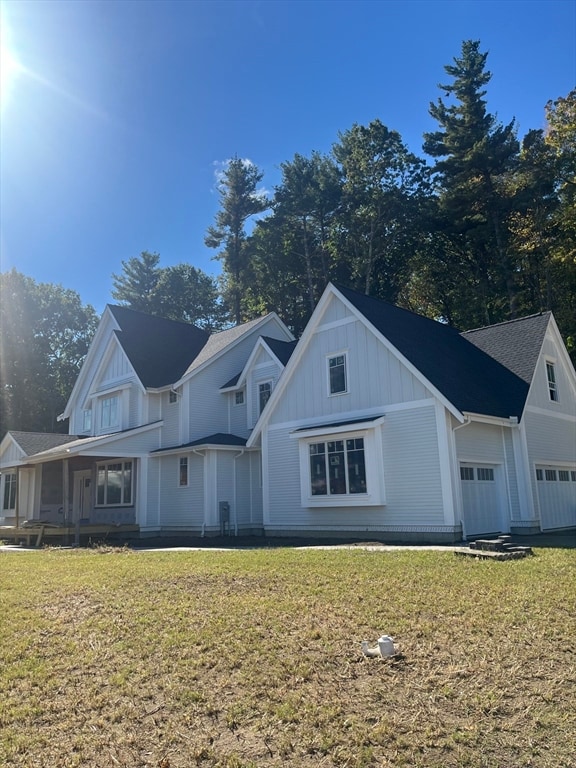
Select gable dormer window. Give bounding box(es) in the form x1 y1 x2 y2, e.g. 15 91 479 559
546 362 558 402
328 353 347 395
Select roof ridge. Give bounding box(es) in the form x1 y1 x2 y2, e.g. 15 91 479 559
463 311 551 335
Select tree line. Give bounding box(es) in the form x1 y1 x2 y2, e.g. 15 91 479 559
1 41 574 433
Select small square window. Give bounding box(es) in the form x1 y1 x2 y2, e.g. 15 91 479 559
235 390 245 406
460 466 474 481
328 354 347 395
169 390 178 404
545 469 557 482
559 470 570 482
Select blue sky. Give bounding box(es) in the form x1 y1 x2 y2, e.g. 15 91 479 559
1 0 574 314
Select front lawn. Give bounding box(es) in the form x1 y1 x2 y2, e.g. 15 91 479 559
1 546 574 767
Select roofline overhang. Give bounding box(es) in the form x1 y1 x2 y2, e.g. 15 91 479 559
461 411 520 427
151 442 254 456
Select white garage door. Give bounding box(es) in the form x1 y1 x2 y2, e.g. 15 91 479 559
460 463 505 538
535 466 576 530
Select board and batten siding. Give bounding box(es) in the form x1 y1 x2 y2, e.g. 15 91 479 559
527 336 575 414
269 317 432 427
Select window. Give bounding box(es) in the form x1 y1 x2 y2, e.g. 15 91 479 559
536 468 544 481
572 471 576 482
559 470 570 482
258 382 272 414
96 461 133 506
82 408 92 432
179 457 188 487
460 466 474 481
3 473 17 511
477 467 495 481
546 362 558 402
545 469 557 482
328 354 347 395
101 396 119 429
235 390 245 406
309 438 366 496
169 390 178 404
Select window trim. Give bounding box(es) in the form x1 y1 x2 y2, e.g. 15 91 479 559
100 394 120 430
169 390 178 404
545 360 559 403
258 380 273 415
234 390 245 406
179 456 189 487
82 408 92 433
95 460 134 507
295 422 385 508
2 472 17 511
326 351 348 397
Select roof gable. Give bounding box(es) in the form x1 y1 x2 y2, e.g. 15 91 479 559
108 306 209 389
336 285 529 420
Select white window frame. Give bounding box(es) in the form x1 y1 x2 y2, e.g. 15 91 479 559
2 472 17 511
169 390 178 404
82 408 92 433
258 380 273 415
179 456 189 487
234 390 245 406
293 420 385 508
100 395 119 430
326 351 348 396
545 360 559 402
95 460 133 507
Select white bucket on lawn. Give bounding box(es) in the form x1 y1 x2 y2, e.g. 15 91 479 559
377 635 395 657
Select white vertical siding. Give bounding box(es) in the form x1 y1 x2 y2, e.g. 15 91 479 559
527 335 576 415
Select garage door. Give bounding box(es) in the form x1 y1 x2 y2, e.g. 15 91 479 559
460 463 504 538
535 466 576 530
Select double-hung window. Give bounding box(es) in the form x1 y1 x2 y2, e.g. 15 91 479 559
328 353 347 395
82 408 92 433
179 457 189 487
258 381 272 415
101 395 119 429
2 473 17 511
96 461 133 506
546 362 558 402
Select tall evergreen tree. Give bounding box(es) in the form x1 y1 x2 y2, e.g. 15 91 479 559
423 40 519 324
111 251 161 313
205 157 268 324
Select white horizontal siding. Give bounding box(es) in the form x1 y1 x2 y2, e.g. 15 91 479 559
455 422 505 463
158 453 204 527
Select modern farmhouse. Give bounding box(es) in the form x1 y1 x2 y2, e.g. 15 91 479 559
1 283 575 542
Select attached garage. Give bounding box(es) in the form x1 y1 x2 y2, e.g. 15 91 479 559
460 463 507 538
535 466 576 530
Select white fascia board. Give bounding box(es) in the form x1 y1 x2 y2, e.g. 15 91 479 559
61 306 119 419
289 416 386 440
246 287 338 448
333 287 465 424
174 313 293 389
24 421 163 463
548 315 576 397
462 412 518 427
151 444 255 457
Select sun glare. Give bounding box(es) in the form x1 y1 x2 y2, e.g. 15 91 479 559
0 9 23 110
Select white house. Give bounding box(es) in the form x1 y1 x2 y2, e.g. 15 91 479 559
2 284 575 542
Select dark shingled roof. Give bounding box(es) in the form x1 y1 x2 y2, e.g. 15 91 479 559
8 432 81 456
262 337 298 366
462 312 551 385
108 305 209 388
152 433 247 452
336 285 531 420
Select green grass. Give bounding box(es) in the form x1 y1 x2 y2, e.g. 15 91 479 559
1 546 575 767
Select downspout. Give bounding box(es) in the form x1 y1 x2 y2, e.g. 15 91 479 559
233 450 245 537
192 449 206 536
452 415 472 541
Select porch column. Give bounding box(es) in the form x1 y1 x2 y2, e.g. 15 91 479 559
62 459 70 528
15 467 20 529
